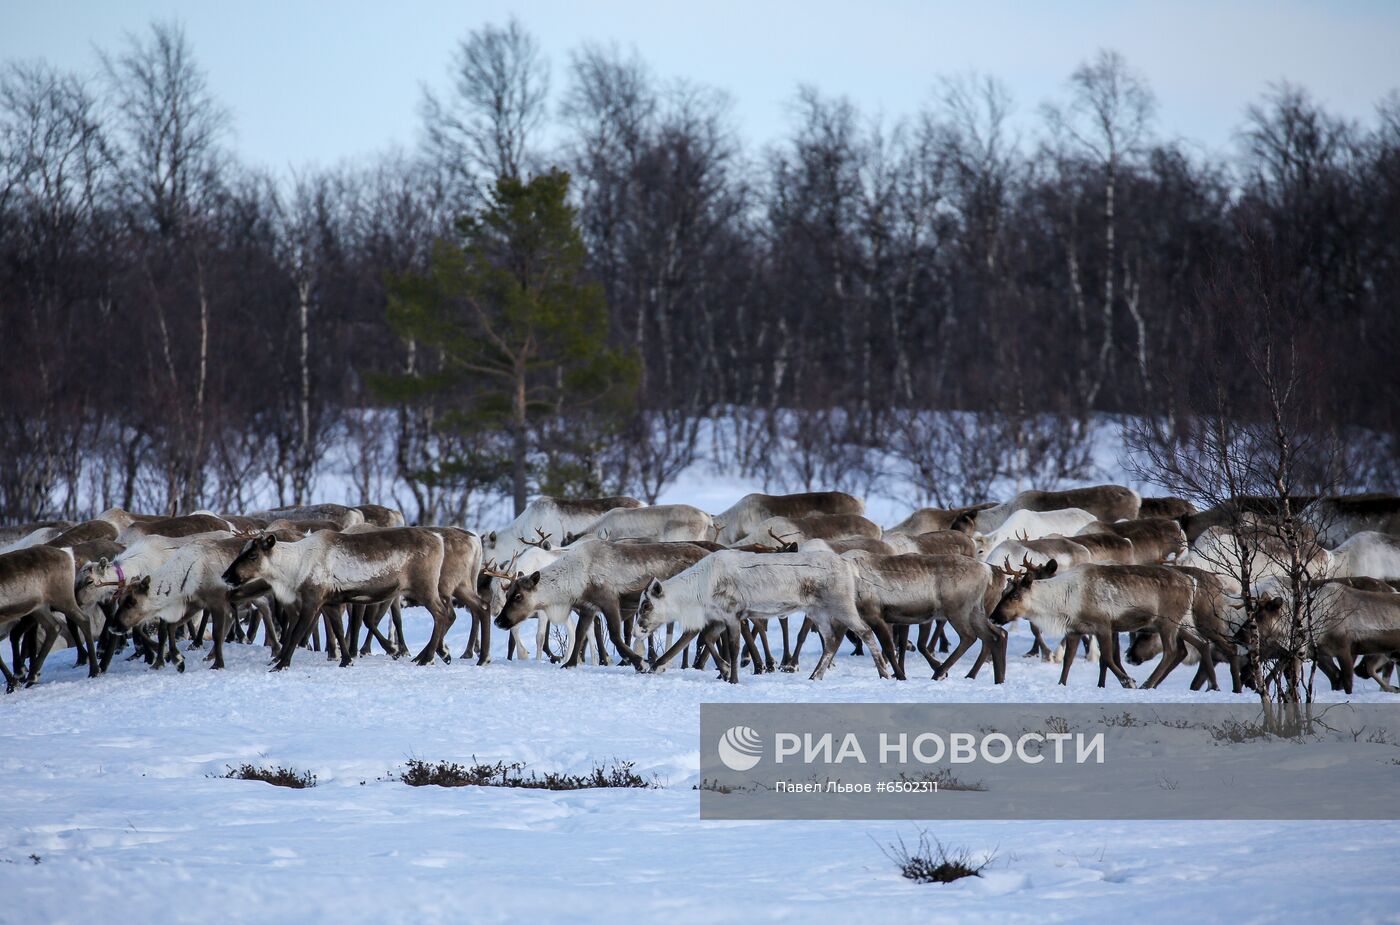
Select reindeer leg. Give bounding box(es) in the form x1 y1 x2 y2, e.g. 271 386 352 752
738 619 765 676
809 626 840 681
0 649 16 693
563 611 595 668
1142 631 1188 690
933 619 951 653
779 616 791 666
73 613 100 679
591 613 610 666
274 600 318 670
343 605 363 665
1336 642 1356 695
132 624 156 664
992 627 1009 684
933 630 976 680
693 632 710 670
967 637 990 680
726 623 743 684
1058 632 1080 686
189 611 207 650
363 602 394 656
752 619 776 673
854 621 892 679
65 614 88 668
649 629 699 672
858 611 899 680
410 595 451 666
1099 629 1135 689
1025 622 1050 659
467 594 489 666
783 617 815 673
23 620 62 688
165 624 185 673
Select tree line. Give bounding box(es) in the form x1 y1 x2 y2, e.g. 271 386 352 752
2 18 1396 524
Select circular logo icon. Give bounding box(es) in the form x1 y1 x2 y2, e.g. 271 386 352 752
717 725 763 771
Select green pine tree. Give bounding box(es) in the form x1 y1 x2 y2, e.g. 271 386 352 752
375 169 637 514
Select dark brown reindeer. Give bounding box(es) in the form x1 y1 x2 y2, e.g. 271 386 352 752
1125 566 1240 692
850 553 1008 683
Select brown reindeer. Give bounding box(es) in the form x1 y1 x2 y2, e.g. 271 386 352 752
0 546 88 690
222 528 452 669
990 561 1207 688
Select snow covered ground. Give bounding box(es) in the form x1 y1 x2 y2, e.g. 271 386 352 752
3 611 1398 924
6 437 1398 923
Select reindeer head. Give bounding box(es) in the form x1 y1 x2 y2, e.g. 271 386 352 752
222 533 277 588
74 557 117 606
493 569 543 630
1124 629 1163 665
989 557 1056 625
949 510 977 535
636 577 671 634
111 575 154 630
1233 593 1286 650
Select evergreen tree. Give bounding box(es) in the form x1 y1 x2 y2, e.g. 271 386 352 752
377 169 637 514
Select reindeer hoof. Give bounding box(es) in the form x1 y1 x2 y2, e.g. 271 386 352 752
4 681 15 694
175 660 185 673
1121 678 1137 689
475 657 491 667
339 658 354 668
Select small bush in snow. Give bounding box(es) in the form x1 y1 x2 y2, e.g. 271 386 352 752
899 768 987 792
399 758 655 790
222 764 317 789
883 831 992 884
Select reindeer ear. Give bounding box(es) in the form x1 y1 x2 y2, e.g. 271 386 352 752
648 578 665 598
542 540 553 551
97 557 109 569
1043 558 1058 576
487 531 497 544
260 533 277 550
136 575 151 593
563 532 575 545
1264 598 1283 613
520 571 541 591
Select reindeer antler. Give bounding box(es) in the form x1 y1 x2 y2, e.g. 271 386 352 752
767 527 799 550
481 549 523 584
519 527 553 549
1016 528 1029 542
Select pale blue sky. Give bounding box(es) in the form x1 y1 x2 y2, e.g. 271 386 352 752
6 0 1400 171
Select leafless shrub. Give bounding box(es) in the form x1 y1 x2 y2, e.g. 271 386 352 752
882 831 993 884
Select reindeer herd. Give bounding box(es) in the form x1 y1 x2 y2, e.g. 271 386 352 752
1 486 1398 696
